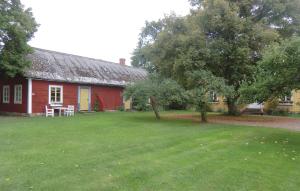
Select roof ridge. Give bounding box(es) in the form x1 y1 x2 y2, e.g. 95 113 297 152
33 47 134 69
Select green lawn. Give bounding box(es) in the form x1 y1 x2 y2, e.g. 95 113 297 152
289 113 300 118
1 112 300 191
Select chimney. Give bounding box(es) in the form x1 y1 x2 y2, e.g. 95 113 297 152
119 58 126 65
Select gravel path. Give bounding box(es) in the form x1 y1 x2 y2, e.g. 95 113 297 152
167 114 300 131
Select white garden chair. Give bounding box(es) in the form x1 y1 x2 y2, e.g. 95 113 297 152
45 106 54 117
64 105 75 116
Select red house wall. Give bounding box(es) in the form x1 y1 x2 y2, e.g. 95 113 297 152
32 80 78 113
92 86 123 111
31 80 123 113
0 78 124 114
0 77 28 113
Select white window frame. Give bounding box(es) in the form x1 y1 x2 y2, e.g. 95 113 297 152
210 91 219 103
14 85 22 104
49 85 63 106
283 96 292 103
279 95 293 104
2 85 10 104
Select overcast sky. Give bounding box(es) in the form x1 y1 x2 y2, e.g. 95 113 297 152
21 0 191 65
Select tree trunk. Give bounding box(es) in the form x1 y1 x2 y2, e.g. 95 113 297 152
200 102 208 123
150 96 160 120
201 110 207 123
227 98 240 116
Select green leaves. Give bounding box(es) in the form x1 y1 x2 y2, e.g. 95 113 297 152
124 74 187 114
0 0 38 77
131 14 189 75
186 70 234 121
132 0 300 115
240 37 300 103
191 0 300 38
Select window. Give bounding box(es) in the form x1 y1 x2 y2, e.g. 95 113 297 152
14 85 22 104
280 95 293 104
49 85 63 105
209 91 219 102
284 96 292 102
2 85 10 103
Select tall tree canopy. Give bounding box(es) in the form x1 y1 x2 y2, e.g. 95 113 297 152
132 0 298 115
189 0 300 38
186 0 279 114
0 0 38 77
131 14 188 73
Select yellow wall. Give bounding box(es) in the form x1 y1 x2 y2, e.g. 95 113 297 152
124 98 132 111
276 90 300 113
291 90 300 113
209 96 228 112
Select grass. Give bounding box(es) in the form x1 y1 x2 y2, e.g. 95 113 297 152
1 111 300 191
289 113 300 118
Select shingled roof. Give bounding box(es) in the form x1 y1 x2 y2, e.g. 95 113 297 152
24 48 147 87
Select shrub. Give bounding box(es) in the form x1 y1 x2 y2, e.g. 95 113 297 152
94 100 100 112
270 109 289 116
165 102 187 110
117 106 125 111
216 108 225 113
205 104 213 112
264 98 279 115
132 96 151 111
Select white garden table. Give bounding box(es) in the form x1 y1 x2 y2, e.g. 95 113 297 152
51 106 68 116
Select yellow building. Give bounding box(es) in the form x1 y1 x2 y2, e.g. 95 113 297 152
209 90 300 113
208 92 228 112
276 90 300 113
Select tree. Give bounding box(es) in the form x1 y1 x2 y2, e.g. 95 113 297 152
0 0 38 77
131 20 165 72
124 71 231 123
123 74 187 120
240 37 300 103
189 0 300 38
186 0 279 115
186 70 233 122
132 1 282 115
132 0 300 115
131 13 189 74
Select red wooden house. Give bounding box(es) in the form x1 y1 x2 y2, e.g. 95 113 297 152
0 48 147 116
